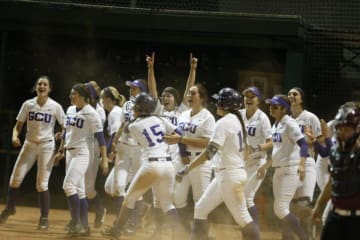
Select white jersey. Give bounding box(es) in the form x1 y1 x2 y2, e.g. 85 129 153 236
64 104 103 149
210 113 246 169
118 99 138 146
240 109 272 162
128 116 177 159
16 97 65 143
271 115 304 167
96 103 106 126
154 100 188 126
107 105 122 136
177 108 215 154
293 110 321 158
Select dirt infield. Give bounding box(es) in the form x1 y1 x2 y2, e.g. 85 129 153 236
0 204 281 239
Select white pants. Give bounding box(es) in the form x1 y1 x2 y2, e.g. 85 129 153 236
195 168 252 228
10 139 55 192
294 157 316 201
244 158 267 208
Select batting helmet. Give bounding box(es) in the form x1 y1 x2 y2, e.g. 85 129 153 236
334 102 360 133
133 92 157 115
212 87 242 111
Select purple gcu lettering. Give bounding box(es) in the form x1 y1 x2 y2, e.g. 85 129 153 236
179 122 197 134
168 116 177 126
247 126 256 136
28 111 52 123
66 116 84 128
272 132 282 143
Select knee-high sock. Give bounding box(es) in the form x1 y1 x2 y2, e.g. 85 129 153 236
38 190 50 218
242 221 261 240
282 213 307 240
248 206 259 224
190 219 209 240
80 198 89 227
88 194 103 216
6 187 19 211
67 194 80 224
114 196 124 217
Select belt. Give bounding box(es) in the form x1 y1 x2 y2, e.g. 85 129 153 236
273 164 298 168
185 151 201 156
149 157 172 162
28 139 53 144
65 147 76 151
333 207 360 216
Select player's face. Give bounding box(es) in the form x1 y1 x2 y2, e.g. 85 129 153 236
35 78 51 98
288 89 303 106
216 105 225 117
69 89 84 107
101 96 111 111
336 124 356 142
244 92 259 110
129 86 141 97
187 86 201 108
269 104 284 120
161 92 175 111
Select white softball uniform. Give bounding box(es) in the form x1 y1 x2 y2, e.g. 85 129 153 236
195 113 252 228
104 99 141 197
293 110 321 201
63 104 103 199
240 109 272 208
154 101 188 163
173 108 215 208
9 97 65 192
124 116 177 213
271 115 304 219
85 103 106 199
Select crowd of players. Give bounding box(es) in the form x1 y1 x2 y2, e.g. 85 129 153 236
0 53 359 240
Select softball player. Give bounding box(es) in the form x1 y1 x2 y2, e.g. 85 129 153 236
104 79 148 234
264 94 309 240
146 52 196 236
0 76 65 230
163 83 215 235
177 88 261 240
240 86 273 225
311 102 360 240
102 93 182 239
54 83 109 236
288 87 321 238
84 81 108 228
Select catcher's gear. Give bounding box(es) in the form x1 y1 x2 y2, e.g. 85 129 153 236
212 87 242 111
133 92 157 116
334 102 360 133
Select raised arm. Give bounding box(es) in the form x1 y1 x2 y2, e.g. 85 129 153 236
182 53 198 106
146 52 158 100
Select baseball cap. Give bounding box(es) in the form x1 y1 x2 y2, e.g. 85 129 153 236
125 79 148 93
242 86 262 99
265 95 290 111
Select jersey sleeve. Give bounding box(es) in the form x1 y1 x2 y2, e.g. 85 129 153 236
288 119 304 143
163 117 177 134
210 120 226 147
89 109 103 134
55 103 66 126
310 114 322 138
261 113 273 139
16 101 29 122
108 108 122 135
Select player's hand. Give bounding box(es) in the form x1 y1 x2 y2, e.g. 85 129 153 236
298 164 306 181
320 119 331 138
53 151 64 167
176 165 190 182
12 137 21 148
146 52 155 69
54 131 63 141
181 156 190 165
190 53 198 70
108 151 116 163
311 206 322 223
163 133 181 145
257 165 266 179
249 145 261 154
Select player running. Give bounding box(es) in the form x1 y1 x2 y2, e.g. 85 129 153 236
0 76 65 230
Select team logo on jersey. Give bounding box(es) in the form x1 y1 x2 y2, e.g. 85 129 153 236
65 116 84 128
272 132 282 143
28 111 52 123
179 122 197 134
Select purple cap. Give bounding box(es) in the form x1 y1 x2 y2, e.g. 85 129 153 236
242 86 261 99
265 95 290 111
125 79 148 93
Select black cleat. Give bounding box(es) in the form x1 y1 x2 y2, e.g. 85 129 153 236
0 209 15 224
37 217 49 230
94 207 107 228
101 226 121 239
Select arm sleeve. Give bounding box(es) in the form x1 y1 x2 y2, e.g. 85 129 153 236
94 132 106 147
296 137 308 158
107 133 115 154
314 137 333 157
